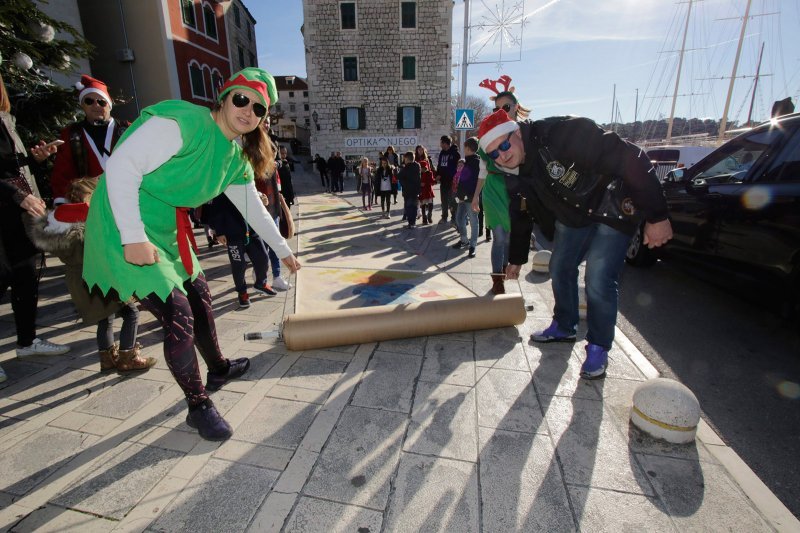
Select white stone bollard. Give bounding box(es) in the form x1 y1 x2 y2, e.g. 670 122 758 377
630 378 701 444
531 250 551 273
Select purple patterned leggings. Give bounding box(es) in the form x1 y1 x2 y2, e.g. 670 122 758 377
140 275 227 406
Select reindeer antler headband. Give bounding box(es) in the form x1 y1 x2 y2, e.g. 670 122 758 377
479 75 517 103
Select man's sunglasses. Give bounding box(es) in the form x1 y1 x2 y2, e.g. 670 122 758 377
487 132 514 160
493 103 513 113
83 97 108 108
231 93 267 118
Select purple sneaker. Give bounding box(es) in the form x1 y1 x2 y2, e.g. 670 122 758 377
186 399 233 441
531 320 577 343
580 343 608 380
206 357 251 392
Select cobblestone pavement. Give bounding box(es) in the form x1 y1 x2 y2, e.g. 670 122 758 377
0 164 796 532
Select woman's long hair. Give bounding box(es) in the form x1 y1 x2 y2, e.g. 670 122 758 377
242 123 275 178
0 73 11 113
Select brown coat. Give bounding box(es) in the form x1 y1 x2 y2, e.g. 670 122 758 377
28 214 124 325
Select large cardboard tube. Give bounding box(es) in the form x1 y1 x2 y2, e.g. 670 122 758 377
282 294 527 351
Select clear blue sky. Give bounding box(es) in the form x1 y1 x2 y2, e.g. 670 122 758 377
249 0 800 126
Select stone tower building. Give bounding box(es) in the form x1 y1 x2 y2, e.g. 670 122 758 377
302 0 453 167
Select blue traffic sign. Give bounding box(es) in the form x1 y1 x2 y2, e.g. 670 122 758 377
455 108 475 130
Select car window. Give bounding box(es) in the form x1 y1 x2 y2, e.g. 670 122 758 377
760 127 800 183
647 149 679 162
693 128 783 183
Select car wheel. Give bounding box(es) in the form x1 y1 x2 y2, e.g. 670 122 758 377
625 224 656 267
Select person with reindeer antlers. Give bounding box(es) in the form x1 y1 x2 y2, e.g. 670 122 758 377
471 75 533 295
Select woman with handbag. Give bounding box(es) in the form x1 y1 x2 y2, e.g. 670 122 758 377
0 73 70 384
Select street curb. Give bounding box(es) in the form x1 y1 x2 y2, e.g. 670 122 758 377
614 326 800 531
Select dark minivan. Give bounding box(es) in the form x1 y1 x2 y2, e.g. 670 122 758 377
626 113 800 317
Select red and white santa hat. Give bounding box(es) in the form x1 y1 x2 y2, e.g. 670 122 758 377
75 75 112 109
478 109 519 151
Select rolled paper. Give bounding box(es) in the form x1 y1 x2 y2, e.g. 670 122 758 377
282 294 526 351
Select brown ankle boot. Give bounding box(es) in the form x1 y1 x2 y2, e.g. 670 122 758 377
116 343 157 372
99 344 118 371
491 273 506 295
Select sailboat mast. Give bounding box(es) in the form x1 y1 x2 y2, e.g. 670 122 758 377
667 0 693 142
718 0 752 141
746 41 765 126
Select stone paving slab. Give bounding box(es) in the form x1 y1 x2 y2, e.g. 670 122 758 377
384 452 480 533
303 405 407 510
351 350 422 413
478 427 575 532
0 426 99 496
0 164 794 532
52 442 183 520
404 381 478 462
11 505 116 532
149 458 278 533
284 496 383 533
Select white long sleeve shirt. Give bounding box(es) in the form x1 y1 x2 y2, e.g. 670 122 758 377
104 116 292 258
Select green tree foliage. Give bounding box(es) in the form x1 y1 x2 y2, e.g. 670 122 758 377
0 0 93 146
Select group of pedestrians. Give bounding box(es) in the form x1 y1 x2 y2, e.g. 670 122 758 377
313 151 346 193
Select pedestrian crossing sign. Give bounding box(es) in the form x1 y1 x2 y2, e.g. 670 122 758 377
455 108 475 130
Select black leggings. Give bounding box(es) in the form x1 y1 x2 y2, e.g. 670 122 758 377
379 191 392 212
140 275 227 406
0 255 39 346
96 301 140 351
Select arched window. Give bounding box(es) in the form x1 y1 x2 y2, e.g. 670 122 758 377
181 0 196 29
189 61 206 99
203 4 217 40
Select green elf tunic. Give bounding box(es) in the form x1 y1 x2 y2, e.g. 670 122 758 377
83 100 252 302
477 147 511 232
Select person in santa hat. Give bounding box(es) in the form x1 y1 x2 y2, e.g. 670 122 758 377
28 177 153 373
49 75 129 205
477 108 672 380
82 67 301 441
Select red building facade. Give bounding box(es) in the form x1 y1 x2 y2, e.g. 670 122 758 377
168 0 231 107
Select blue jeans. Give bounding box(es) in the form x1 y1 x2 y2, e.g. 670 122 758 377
550 221 631 350
403 196 418 226
490 224 509 274
455 201 478 247
264 216 281 278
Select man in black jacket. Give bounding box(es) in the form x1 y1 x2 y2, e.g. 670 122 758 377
397 151 421 229
477 110 672 379
436 135 460 223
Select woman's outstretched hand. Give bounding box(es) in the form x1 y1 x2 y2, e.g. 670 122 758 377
124 242 160 265
281 253 301 273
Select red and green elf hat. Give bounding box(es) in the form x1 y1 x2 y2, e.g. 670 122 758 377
218 67 278 108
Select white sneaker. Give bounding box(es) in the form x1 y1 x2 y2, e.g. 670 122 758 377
16 338 71 358
272 276 292 291
0 364 7 384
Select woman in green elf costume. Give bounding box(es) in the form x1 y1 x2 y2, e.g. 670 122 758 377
83 68 301 441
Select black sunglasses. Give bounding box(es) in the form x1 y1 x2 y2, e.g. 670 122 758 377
487 132 514 160
83 97 108 108
231 92 267 118
493 103 513 114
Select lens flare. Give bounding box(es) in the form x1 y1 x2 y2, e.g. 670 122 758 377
636 292 653 307
741 186 772 210
777 381 800 400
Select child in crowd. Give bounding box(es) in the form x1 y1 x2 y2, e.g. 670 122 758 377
375 155 395 219
29 177 153 372
453 138 481 257
418 159 436 225
397 151 421 229
358 157 373 210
